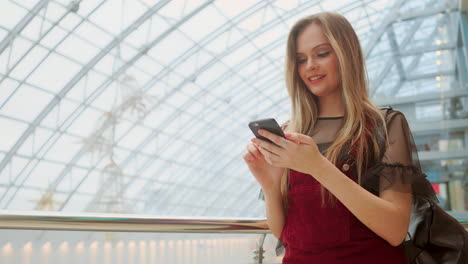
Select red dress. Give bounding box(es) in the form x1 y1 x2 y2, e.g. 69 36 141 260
279 169 408 264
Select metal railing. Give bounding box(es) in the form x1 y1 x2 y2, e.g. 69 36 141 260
0 210 467 263
0 210 269 233
0 210 271 264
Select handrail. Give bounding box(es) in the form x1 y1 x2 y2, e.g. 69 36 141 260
0 210 466 233
0 210 269 233
0 210 465 264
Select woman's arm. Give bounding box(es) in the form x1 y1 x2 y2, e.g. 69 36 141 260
243 142 286 239
246 123 290 238
262 185 285 239
311 159 412 246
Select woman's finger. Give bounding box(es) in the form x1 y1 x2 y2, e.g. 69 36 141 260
257 147 270 163
258 129 289 148
242 152 253 162
247 143 261 159
252 137 282 154
257 145 278 163
285 132 315 144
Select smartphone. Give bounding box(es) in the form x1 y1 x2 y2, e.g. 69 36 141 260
248 118 285 145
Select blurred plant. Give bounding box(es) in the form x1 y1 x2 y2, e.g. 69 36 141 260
32 184 63 211
119 74 156 118
94 161 128 213
80 74 155 213
80 111 119 160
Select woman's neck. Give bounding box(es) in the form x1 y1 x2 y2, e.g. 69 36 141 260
317 92 345 117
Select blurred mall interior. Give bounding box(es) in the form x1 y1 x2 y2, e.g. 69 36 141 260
0 0 467 263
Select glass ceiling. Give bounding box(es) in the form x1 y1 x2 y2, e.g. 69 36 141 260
0 0 465 217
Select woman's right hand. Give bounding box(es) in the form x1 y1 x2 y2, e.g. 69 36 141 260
243 142 285 190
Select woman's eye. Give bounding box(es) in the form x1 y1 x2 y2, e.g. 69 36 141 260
317 51 330 57
297 58 307 64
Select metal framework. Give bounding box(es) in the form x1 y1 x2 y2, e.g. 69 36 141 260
0 0 466 216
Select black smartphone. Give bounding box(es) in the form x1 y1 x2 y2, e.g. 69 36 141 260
248 118 285 145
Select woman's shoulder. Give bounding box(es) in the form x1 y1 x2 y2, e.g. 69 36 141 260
379 106 407 126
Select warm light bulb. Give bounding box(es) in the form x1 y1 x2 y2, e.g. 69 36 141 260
149 240 156 247
2 243 13 256
41 242 51 254
128 240 136 249
116 241 124 250
104 242 112 250
59 242 69 253
90 241 98 250
76 242 85 253
23 242 32 252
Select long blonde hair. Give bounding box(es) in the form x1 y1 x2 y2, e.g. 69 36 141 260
282 12 386 208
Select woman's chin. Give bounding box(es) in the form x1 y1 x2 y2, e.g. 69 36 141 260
308 85 340 98
308 87 328 97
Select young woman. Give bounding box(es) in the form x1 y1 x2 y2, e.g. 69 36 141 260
243 12 436 263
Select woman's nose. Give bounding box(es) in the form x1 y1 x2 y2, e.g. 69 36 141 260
306 58 318 70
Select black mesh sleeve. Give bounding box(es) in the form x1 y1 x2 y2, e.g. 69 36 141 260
362 110 437 203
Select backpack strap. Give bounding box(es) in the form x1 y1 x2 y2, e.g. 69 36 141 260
380 106 393 119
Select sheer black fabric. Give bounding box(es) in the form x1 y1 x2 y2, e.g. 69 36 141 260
258 110 437 203
360 110 437 203
310 110 437 203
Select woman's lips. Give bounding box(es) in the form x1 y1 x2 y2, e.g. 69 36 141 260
307 75 325 84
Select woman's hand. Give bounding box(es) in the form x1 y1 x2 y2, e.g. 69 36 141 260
243 141 287 239
243 142 285 191
251 129 327 175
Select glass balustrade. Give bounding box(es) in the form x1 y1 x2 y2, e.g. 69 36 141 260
0 211 283 264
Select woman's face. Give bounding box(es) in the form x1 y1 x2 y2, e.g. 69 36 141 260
295 23 341 98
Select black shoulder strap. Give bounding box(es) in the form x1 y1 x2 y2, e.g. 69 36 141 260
380 106 393 118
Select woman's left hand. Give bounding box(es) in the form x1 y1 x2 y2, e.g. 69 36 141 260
251 129 328 175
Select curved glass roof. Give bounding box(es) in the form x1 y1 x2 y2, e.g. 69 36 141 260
0 0 465 216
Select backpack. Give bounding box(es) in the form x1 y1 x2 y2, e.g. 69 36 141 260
403 197 468 264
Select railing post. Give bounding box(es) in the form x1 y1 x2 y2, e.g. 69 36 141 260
253 233 266 264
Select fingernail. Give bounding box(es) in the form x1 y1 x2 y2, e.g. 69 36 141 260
258 130 264 135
